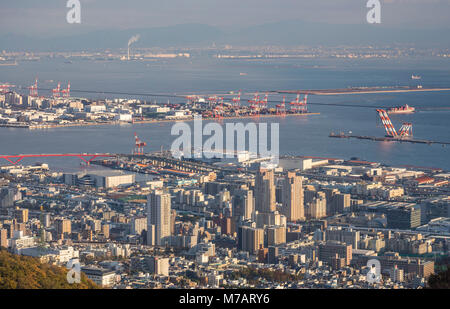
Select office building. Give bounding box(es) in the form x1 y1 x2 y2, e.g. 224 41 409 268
267 226 286 246
281 172 305 222
0 229 7 248
268 246 279 264
319 241 353 266
387 205 421 229
14 208 29 223
147 190 171 246
390 265 404 283
306 196 327 219
64 170 135 188
326 227 360 249
0 187 22 208
146 256 170 276
255 168 276 213
238 226 264 255
131 217 147 235
56 219 71 238
81 267 115 287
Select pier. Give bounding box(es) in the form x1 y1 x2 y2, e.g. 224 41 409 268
329 133 450 146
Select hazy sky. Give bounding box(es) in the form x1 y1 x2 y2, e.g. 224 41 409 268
1 0 449 36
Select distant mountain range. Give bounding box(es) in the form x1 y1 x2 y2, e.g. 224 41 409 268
1 21 449 51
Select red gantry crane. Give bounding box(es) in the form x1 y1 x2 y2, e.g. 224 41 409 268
231 90 241 107
28 79 38 97
0 83 14 94
276 96 286 116
258 92 268 110
213 97 224 119
290 93 308 114
248 92 260 115
61 81 71 98
52 82 61 98
133 133 147 155
376 109 413 138
289 93 300 113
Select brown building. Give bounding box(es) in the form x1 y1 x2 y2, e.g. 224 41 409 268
282 172 304 222
267 226 286 246
354 252 434 279
101 224 110 239
257 245 268 263
14 208 29 223
0 229 7 248
319 241 353 266
239 226 264 255
255 168 276 213
56 219 72 237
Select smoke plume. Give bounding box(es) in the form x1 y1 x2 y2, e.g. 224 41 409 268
128 34 141 47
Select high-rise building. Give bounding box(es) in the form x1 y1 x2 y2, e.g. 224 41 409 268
170 209 177 235
145 256 170 276
43 213 51 228
318 241 353 266
101 224 110 239
255 211 286 229
387 205 421 229
56 219 71 238
255 168 276 213
268 246 279 264
333 193 351 214
390 265 404 283
14 208 29 223
232 188 255 220
306 196 327 219
267 226 287 246
281 172 304 222
0 187 22 208
0 229 7 248
243 190 255 220
147 190 171 246
131 217 147 235
326 227 360 249
238 226 264 255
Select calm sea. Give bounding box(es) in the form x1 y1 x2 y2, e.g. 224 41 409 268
0 56 449 171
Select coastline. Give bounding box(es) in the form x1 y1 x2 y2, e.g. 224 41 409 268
0 112 321 130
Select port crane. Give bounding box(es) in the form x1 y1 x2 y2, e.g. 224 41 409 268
258 92 269 110
276 96 286 116
290 93 308 113
133 133 147 155
213 97 224 119
376 109 413 138
61 81 71 98
0 84 15 94
28 79 38 97
231 90 241 107
52 83 61 98
248 92 260 115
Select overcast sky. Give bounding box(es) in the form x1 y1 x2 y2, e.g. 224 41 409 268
1 0 449 37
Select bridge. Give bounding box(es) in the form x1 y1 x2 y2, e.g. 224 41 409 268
0 153 116 165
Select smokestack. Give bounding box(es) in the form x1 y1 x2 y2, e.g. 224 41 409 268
127 34 140 61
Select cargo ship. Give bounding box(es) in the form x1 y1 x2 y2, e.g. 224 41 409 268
387 104 415 114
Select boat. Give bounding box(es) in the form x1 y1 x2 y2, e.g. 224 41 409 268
387 104 415 114
411 74 421 80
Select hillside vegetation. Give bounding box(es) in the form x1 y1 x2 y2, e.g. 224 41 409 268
0 249 98 289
